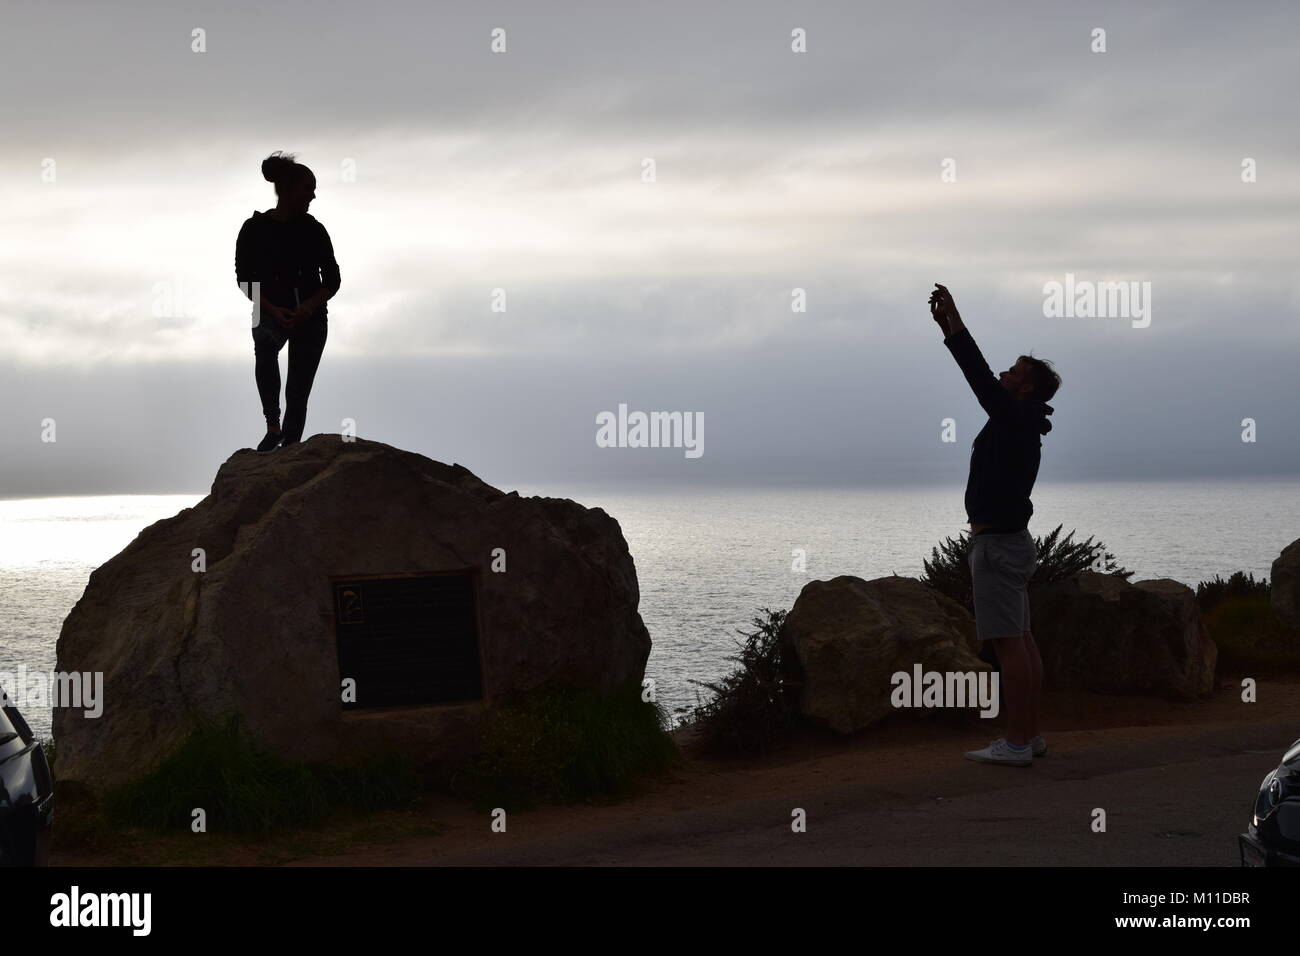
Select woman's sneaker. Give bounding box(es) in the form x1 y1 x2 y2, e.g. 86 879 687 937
964 738 1034 767
1030 735 1048 757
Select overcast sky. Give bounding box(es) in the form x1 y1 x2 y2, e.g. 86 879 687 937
1 0 1298 496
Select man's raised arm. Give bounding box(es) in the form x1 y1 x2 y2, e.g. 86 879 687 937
929 283 1015 420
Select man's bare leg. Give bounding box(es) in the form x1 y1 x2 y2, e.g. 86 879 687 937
991 634 1031 746
1023 629 1043 739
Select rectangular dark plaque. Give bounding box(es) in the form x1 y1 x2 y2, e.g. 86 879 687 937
333 572 482 709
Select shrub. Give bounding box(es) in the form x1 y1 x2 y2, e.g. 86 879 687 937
920 523 1132 614
1196 571 1271 614
686 608 799 758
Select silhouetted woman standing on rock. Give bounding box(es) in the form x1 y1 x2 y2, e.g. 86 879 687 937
236 151 341 453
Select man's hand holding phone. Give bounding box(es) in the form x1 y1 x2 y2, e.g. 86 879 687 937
928 283 963 337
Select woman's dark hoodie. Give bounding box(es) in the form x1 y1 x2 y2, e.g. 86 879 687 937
235 210 340 318
944 327 1055 532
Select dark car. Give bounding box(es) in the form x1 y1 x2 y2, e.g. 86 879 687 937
0 700 53 866
1240 735 1300 866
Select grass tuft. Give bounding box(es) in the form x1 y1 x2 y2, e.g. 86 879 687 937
1204 593 1300 674
100 714 420 834
449 681 679 812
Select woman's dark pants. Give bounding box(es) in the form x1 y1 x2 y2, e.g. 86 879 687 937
252 314 327 444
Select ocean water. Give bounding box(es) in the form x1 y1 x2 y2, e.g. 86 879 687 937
2 478 1298 740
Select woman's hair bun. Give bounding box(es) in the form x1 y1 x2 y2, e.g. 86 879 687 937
261 150 300 184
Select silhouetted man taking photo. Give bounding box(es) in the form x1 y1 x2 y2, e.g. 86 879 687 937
929 283 1061 767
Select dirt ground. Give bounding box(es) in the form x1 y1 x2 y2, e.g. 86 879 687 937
55 675 1299 866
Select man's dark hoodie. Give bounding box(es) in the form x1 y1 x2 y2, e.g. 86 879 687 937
235 210 340 318
944 327 1054 532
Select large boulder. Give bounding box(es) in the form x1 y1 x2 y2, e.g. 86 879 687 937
1271 538 1300 628
779 575 987 734
54 435 651 792
1029 571 1215 700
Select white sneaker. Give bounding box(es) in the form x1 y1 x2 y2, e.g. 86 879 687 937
965 738 1034 767
1030 734 1047 757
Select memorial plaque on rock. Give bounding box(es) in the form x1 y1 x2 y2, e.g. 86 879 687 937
332 571 483 709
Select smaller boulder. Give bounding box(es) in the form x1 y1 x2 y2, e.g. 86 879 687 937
779 575 988 734
1029 572 1216 700
1271 538 1300 629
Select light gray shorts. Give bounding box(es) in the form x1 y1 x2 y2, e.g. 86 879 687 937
968 528 1039 641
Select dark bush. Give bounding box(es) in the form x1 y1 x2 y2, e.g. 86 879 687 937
1196 571 1271 614
686 608 798 757
920 523 1132 614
